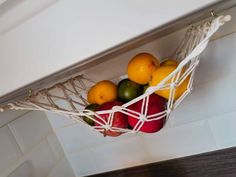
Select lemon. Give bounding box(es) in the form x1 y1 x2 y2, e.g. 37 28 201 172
149 65 189 100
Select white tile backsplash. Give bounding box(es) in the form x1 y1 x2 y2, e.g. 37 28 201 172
141 120 217 162
26 140 57 177
90 136 150 174
47 158 76 177
169 25 236 127
68 149 99 177
208 111 236 149
0 111 75 177
0 110 28 128
55 122 137 153
67 135 150 176
55 123 112 152
170 77 236 126
8 111 52 153
195 32 236 86
0 126 22 172
46 112 76 129
47 133 65 161
7 161 33 177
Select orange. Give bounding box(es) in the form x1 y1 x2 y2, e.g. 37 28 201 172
127 53 160 85
161 59 179 67
149 65 190 100
87 80 118 105
87 88 96 104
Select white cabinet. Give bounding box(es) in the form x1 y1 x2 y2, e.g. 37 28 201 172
0 0 221 97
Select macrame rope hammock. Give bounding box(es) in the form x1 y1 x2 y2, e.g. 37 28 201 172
0 14 231 135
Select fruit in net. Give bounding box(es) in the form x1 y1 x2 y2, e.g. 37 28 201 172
95 101 128 137
161 59 179 67
128 94 167 133
83 104 100 126
118 79 143 103
149 65 190 100
127 53 160 85
87 80 118 105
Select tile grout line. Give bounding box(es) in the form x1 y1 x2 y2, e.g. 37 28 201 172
204 119 219 149
7 124 25 155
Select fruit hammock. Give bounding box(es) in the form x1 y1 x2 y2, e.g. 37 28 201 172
0 14 231 136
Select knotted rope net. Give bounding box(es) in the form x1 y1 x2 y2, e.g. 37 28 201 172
1 15 231 135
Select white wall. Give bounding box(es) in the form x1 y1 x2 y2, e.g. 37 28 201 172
0 111 76 177
44 7 236 177
0 0 219 97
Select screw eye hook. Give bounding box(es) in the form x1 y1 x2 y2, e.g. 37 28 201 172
210 10 218 17
28 89 33 97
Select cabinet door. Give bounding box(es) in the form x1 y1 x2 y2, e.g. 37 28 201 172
0 0 220 97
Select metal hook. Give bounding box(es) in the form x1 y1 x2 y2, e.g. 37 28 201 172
210 10 218 17
207 20 212 26
187 25 194 32
206 10 218 26
28 89 33 97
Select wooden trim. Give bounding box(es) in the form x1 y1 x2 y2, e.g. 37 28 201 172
0 0 236 107
87 147 236 177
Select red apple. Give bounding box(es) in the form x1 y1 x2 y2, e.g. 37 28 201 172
95 101 128 137
128 94 167 133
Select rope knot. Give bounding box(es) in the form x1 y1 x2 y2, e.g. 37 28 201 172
104 124 110 130
139 114 147 121
170 82 177 88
